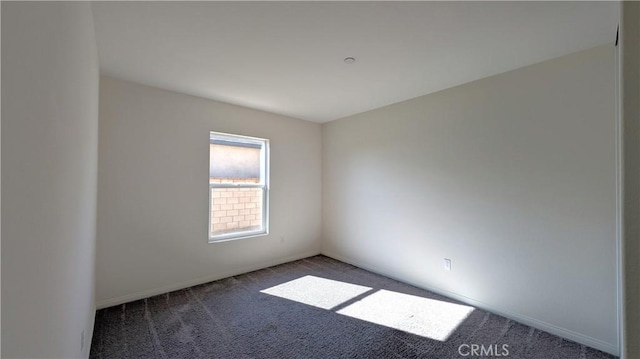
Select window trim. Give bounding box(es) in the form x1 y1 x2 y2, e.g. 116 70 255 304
208 131 269 243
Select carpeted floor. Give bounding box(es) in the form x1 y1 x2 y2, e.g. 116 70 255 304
90 255 616 359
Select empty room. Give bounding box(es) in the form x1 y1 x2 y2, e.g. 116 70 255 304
2 1 639 359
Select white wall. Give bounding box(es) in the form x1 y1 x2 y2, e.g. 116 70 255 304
322 45 617 354
1 2 99 358
622 2 640 358
96 77 322 306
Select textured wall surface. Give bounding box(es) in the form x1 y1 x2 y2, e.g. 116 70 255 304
97 76 322 307
322 45 617 354
1 2 99 357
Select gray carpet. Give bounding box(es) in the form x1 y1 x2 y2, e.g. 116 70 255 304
90 255 616 359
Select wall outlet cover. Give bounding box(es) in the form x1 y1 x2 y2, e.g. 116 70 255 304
444 258 452 271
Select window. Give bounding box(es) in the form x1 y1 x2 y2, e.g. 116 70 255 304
209 131 269 242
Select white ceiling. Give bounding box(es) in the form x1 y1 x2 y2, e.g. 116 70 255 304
92 1 618 123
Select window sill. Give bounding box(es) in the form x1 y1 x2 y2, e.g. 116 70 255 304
208 230 269 243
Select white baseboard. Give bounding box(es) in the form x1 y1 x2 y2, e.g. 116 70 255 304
96 250 321 309
84 304 96 357
321 250 619 356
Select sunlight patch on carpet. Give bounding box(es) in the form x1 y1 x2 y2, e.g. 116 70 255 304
260 275 372 310
261 275 474 341
336 289 474 341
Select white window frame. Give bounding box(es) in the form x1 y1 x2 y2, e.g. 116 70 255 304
209 131 269 242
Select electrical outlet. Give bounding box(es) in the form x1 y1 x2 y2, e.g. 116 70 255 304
444 258 452 271
81 330 85 351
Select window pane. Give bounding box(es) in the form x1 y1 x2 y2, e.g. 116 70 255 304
209 131 268 241
210 143 262 184
210 187 263 236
